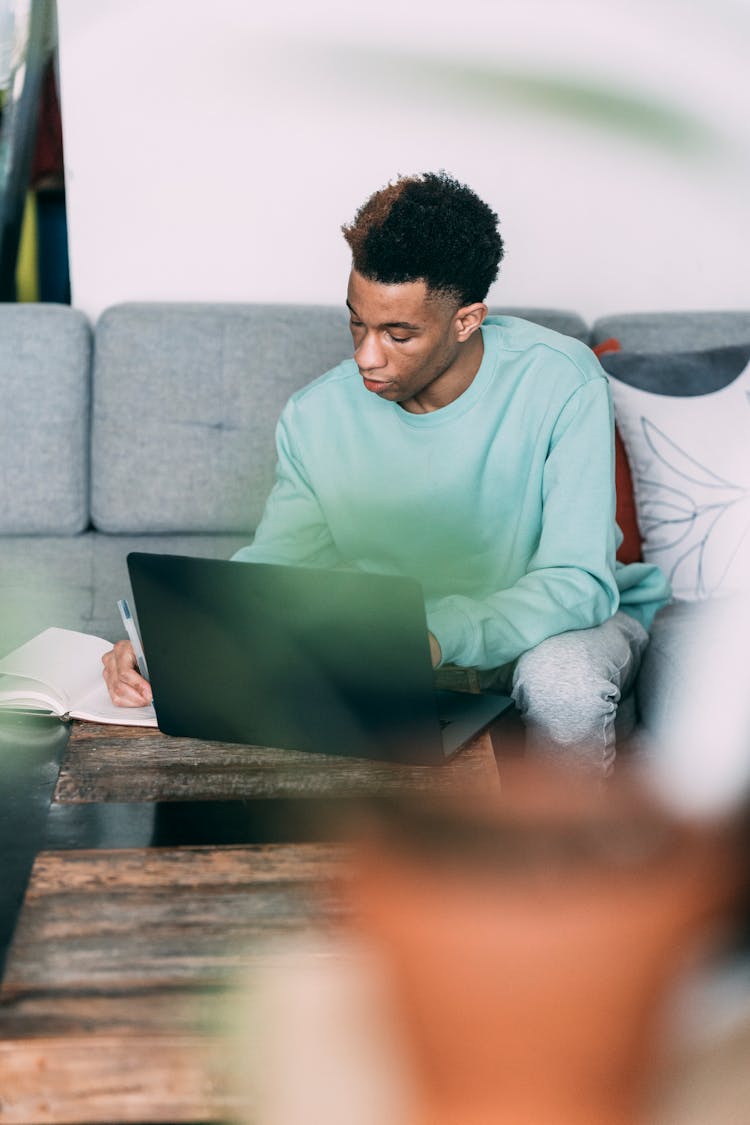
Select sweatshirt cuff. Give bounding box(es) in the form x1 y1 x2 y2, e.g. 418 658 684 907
426 603 474 668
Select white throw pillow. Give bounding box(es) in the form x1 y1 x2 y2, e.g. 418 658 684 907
603 350 750 600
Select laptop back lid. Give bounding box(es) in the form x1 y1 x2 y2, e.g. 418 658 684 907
127 553 446 764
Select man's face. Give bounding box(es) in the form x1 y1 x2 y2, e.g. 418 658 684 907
346 270 462 406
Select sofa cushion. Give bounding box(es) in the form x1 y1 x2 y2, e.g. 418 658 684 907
0 305 90 534
0 535 97 655
91 304 352 533
635 599 722 735
599 345 750 600
0 532 251 655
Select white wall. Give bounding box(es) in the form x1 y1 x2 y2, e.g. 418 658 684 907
57 0 749 324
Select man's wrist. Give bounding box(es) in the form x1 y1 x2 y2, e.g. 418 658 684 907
428 631 442 668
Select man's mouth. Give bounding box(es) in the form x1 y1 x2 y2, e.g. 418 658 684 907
362 376 392 394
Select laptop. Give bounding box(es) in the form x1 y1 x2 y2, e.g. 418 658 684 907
126 553 511 765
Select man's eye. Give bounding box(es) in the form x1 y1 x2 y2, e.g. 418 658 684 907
388 333 411 344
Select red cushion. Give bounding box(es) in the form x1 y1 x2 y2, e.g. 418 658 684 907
592 339 642 564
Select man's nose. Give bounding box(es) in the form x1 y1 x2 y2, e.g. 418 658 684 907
354 332 387 372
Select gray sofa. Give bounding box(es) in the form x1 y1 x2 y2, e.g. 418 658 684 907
2 302 749 734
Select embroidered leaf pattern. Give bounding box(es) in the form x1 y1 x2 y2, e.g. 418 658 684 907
634 414 750 598
642 418 744 491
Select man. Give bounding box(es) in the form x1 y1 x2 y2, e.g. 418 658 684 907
103 172 670 770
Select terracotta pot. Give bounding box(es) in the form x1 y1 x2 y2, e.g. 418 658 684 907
347 763 743 1125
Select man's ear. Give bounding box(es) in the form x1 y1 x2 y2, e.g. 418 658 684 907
454 302 487 342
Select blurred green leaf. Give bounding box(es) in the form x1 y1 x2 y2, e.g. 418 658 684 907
322 45 720 157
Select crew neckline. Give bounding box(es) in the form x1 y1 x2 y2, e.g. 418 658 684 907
392 324 498 428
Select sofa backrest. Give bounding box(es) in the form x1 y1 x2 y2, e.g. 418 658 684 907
0 304 91 534
489 308 589 342
13 301 743 540
591 311 750 353
90 303 352 534
91 303 590 536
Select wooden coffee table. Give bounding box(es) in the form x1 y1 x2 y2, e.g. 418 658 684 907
0 718 503 1123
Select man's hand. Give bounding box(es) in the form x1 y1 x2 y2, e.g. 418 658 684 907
428 631 442 669
102 640 153 707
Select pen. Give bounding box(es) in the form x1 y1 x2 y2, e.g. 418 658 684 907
117 598 150 681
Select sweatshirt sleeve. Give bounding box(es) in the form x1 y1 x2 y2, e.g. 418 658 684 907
426 378 621 669
232 403 340 569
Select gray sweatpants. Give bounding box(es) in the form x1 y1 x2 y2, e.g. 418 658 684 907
481 611 650 774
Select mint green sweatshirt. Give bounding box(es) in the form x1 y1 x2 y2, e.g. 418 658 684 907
233 318 670 670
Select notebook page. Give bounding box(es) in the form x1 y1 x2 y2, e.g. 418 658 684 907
0 674 65 714
73 676 157 726
0 627 116 712
0 627 158 726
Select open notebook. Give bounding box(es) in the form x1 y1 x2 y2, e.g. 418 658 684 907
0 627 157 726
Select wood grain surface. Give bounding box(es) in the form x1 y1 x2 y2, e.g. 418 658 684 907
0 844 344 1124
2 692 501 1121
53 723 500 803
0 1034 242 1124
1 844 345 993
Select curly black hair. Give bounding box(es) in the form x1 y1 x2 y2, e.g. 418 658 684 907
342 171 504 306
